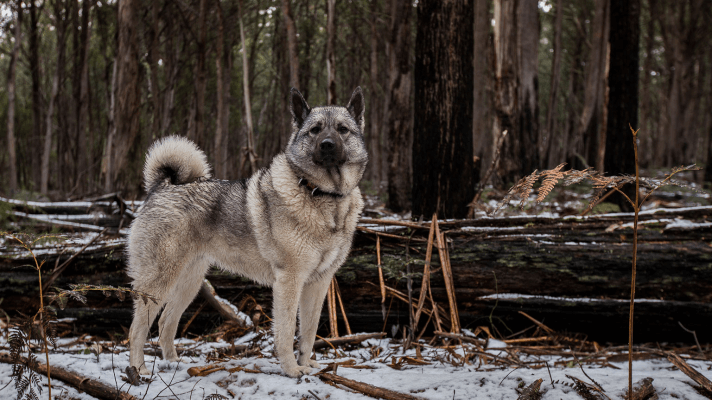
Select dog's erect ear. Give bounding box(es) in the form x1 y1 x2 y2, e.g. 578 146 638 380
289 88 311 128
346 87 365 127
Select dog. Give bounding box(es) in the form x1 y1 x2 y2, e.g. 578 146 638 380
127 87 368 378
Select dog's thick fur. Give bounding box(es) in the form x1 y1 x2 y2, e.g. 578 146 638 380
128 88 367 378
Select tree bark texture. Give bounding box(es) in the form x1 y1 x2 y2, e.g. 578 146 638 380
385 0 413 213
544 0 563 169
493 0 540 185
29 0 43 189
326 0 337 105
604 0 639 210
368 0 382 185
472 0 491 165
74 0 92 195
109 0 142 193
6 0 22 194
239 0 258 175
189 0 209 149
413 0 476 219
281 0 300 90
215 1 231 180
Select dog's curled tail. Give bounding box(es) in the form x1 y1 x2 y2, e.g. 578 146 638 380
143 135 211 191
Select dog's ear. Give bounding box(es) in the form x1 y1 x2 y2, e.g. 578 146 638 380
346 87 365 128
289 88 311 128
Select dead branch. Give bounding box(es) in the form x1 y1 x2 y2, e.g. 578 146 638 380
665 351 712 392
626 377 658 400
200 279 250 328
0 352 137 400
313 333 385 350
319 372 425 400
516 378 543 400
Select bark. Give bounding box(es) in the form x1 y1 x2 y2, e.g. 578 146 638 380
6 0 21 194
108 0 142 193
577 0 609 170
472 0 490 166
161 4 180 137
148 0 162 139
29 0 43 189
413 0 476 219
604 0 639 211
544 0 563 168
239 0 257 175
493 0 541 184
189 0 209 149
639 0 658 168
326 0 337 105
368 0 382 185
385 0 413 213
74 0 92 194
42 0 68 195
215 0 231 179
281 0 299 89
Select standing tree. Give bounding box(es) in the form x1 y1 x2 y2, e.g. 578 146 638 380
6 0 22 194
412 0 477 219
493 0 540 185
385 0 413 212
604 0 639 211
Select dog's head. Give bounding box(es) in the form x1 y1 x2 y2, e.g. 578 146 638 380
285 87 369 196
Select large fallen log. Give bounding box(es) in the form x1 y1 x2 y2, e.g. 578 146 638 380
2 206 711 344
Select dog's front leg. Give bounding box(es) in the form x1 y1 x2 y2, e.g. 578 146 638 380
297 276 332 368
272 271 310 378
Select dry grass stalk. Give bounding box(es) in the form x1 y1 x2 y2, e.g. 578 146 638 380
413 213 437 327
433 220 460 333
518 311 556 336
333 279 352 335
327 278 339 338
377 235 386 308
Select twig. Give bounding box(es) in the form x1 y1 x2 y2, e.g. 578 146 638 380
413 214 436 328
356 226 427 241
327 278 339 337
518 311 556 336
678 321 704 356
333 279 352 335
434 221 459 333
377 235 386 319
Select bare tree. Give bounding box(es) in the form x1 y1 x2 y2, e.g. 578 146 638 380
385 0 413 212
281 0 299 89
326 0 337 105
107 0 141 192
604 0 640 211
493 0 540 184
413 0 477 218
6 0 22 194
239 0 257 175
29 0 43 189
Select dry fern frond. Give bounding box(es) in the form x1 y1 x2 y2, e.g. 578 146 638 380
537 163 566 202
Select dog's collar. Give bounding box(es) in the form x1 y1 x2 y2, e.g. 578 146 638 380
298 177 342 198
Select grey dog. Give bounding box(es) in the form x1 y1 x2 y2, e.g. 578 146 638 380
127 87 368 378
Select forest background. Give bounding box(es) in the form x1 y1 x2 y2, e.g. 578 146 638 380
1 0 711 219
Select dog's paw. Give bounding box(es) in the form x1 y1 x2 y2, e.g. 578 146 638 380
300 359 320 369
283 364 312 378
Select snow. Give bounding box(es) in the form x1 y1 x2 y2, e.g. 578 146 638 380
1 332 710 399
664 219 712 230
478 293 665 303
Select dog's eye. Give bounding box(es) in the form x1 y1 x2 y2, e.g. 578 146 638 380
338 126 349 134
310 126 321 134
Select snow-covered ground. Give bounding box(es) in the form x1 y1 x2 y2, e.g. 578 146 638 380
1 333 710 399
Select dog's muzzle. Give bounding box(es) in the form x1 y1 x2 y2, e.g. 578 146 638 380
314 137 344 167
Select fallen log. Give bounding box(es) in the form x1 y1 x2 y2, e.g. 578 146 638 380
318 372 424 400
665 352 712 393
0 352 137 400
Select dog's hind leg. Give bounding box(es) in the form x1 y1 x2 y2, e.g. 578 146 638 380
158 261 208 364
272 270 310 378
297 276 332 369
129 295 163 375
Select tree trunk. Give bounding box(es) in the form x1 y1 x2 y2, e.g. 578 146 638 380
412 0 476 219
239 0 257 175
6 0 22 194
493 0 540 185
281 0 300 89
576 0 609 171
109 0 141 193
148 0 162 141
384 0 413 213
215 0 231 180
368 0 382 186
604 0 640 211
472 0 490 167
74 0 92 195
326 0 337 105
544 0 563 169
29 0 43 190
189 0 209 149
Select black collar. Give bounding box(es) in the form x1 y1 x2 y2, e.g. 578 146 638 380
298 178 343 198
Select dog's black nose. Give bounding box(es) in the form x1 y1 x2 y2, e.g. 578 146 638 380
320 138 336 153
